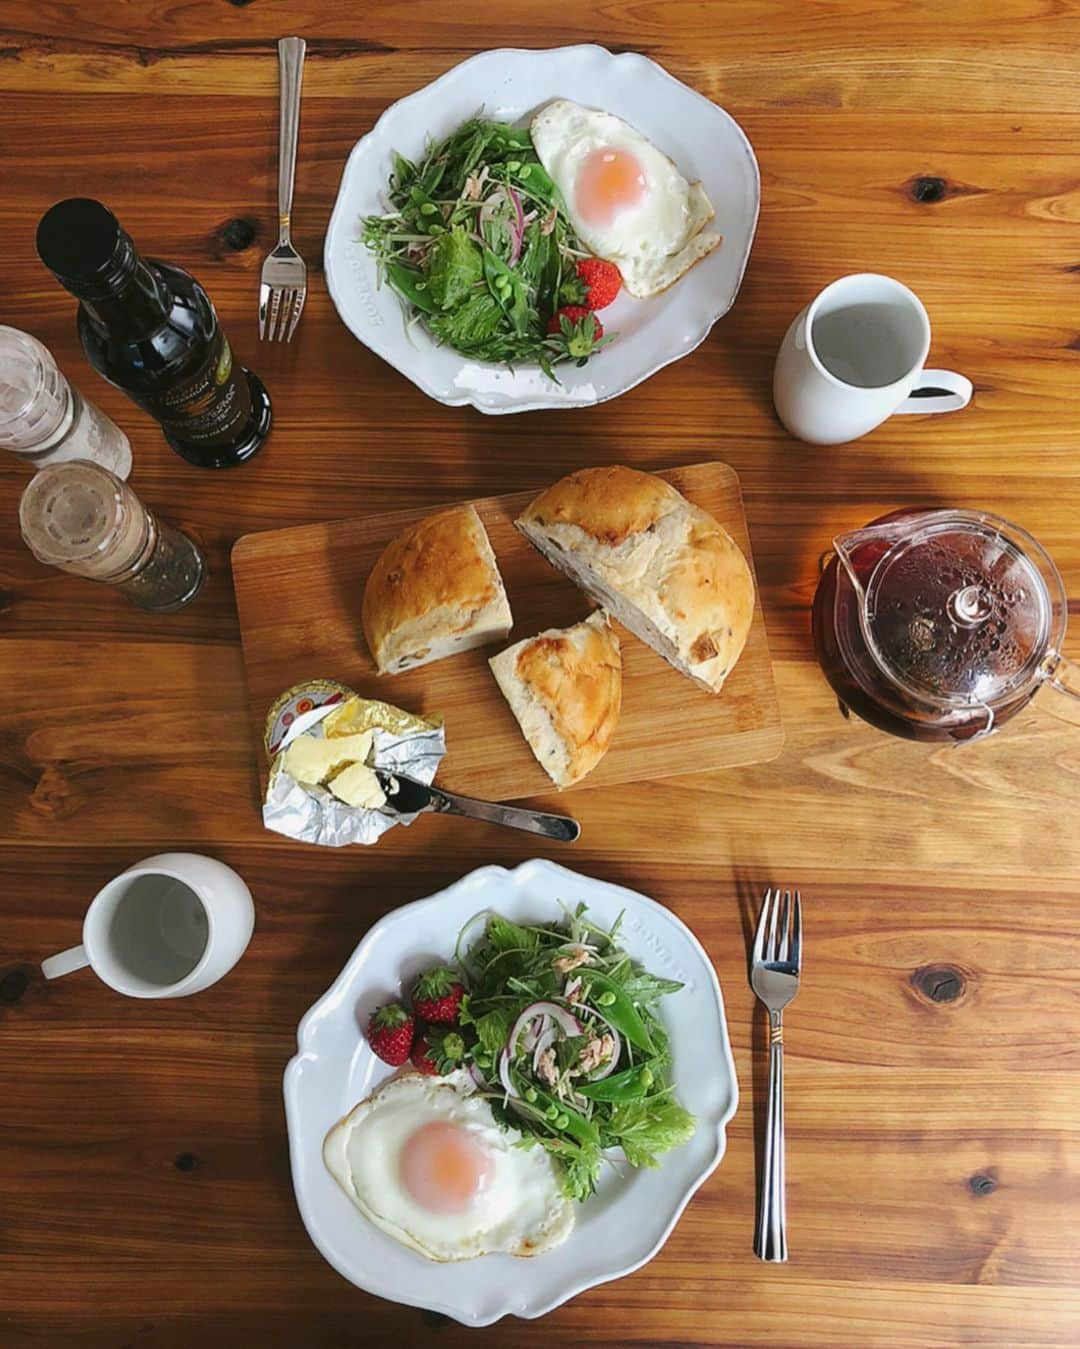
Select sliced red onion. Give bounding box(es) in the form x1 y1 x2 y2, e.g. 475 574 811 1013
507 187 525 265
467 1062 487 1091
521 1013 549 1054
498 1048 517 1098
564 976 583 1003
508 1002 581 1057
532 1026 558 1076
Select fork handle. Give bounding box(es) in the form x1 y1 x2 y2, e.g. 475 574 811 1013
277 37 306 240
755 1011 788 1261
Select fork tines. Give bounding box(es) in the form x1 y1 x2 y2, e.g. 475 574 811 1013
753 886 802 971
258 280 306 343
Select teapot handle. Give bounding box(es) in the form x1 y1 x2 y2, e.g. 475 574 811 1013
1039 654 1080 726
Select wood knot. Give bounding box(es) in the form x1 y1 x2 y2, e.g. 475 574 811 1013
0 969 30 1005
911 963 966 1004
219 217 257 252
969 1171 997 1196
909 176 947 203
174 1153 199 1172
227 0 256 7
30 766 84 821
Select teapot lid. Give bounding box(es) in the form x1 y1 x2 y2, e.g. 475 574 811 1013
862 514 1053 708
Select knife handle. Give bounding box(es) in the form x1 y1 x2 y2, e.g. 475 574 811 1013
428 786 580 842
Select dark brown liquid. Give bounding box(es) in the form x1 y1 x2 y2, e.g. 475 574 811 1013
37 200 271 468
77 258 271 468
812 512 1041 742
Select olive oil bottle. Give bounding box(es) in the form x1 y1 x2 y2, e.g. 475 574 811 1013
36 198 271 468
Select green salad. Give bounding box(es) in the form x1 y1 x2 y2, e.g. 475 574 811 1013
361 118 611 379
453 905 695 1202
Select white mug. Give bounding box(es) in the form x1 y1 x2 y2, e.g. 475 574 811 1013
773 273 972 445
41 853 254 999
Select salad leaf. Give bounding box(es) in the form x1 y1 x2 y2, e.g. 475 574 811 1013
471 1008 511 1057
605 1099 697 1169
537 1135 603 1203
619 970 686 1004
426 227 483 310
427 292 503 349
485 914 539 954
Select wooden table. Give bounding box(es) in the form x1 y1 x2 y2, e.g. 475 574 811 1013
2 3 1078 1346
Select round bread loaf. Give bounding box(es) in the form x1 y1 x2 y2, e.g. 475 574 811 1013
362 504 512 675
515 466 753 693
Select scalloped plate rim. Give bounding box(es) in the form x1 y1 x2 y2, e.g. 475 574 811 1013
283 859 738 1324
323 44 760 414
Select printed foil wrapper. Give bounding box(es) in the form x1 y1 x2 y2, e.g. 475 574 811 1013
261 686 446 848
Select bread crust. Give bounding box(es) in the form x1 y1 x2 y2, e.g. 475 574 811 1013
517 467 753 692
490 611 622 788
362 505 511 674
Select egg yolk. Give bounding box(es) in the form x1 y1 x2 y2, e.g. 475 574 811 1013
399 1121 494 1214
575 146 647 227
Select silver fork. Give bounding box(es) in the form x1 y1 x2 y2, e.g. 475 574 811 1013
259 36 307 341
750 886 803 1262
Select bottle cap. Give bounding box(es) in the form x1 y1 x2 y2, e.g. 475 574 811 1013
36 199 129 297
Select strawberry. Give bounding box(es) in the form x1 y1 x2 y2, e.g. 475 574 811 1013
561 258 622 310
545 306 608 363
412 967 466 1024
411 1024 466 1077
366 1002 415 1066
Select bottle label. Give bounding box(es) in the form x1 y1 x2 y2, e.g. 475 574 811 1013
136 329 252 448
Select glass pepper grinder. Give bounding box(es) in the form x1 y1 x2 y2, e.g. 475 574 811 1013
0 325 132 478
18 461 205 612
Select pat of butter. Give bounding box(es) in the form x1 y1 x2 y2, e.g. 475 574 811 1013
328 761 387 810
282 730 374 786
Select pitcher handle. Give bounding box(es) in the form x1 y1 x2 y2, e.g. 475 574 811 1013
42 944 89 980
896 370 973 415
1040 654 1080 726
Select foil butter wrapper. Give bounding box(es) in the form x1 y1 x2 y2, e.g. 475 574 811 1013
262 682 446 848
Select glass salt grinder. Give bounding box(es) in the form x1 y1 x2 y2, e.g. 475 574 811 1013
18 461 205 612
0 325 132 478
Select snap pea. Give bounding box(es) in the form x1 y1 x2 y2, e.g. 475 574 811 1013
578 1065 653 1102
524 1086 599 1146
578 969 655 1053
386 262 437 315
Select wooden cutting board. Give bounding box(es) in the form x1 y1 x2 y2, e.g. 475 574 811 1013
232 462 783 801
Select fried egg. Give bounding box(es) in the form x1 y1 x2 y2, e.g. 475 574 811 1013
323 1072 575 1262
530 98 722 298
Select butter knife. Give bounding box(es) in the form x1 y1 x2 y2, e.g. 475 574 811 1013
375 769 580 842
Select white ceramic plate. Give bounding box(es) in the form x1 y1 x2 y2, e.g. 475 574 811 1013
324 45 760 414
284 859 737 1325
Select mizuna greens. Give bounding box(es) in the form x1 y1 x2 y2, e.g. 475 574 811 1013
361 118 611 378
453 905 695 1203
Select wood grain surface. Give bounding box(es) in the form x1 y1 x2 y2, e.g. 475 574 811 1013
1 2 1079 1347
233 462 783 800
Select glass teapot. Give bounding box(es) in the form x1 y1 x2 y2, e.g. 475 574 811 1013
812 508 1080 741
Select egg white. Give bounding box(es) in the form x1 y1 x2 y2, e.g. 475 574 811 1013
530 98 722 299
323 1071 575 1262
